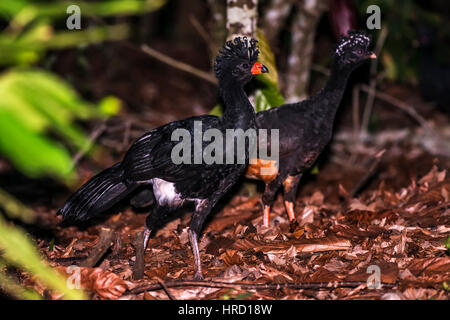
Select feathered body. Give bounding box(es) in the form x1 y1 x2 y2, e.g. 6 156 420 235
58 37 268 279
246 31 376 227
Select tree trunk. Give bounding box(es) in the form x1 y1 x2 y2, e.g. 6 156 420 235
284 0 328 102
261 0 294 45
207 0 228 52
226 0 258 40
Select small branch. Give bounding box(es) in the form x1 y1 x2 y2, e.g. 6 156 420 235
128 279 395 295
359 84 433 132
348 149 386 198
261 0 294 45
140 44 217 85
133 230 146 280
360 27 388 139
71 120 107 168
189 15 216 58
80 228 115 268
352 85 361 143
153 276 176 300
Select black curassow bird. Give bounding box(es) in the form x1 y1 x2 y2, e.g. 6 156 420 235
58 37 268 280
245 31 376 228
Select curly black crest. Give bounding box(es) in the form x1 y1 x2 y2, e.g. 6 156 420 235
335 30 372 56
214 37 259 78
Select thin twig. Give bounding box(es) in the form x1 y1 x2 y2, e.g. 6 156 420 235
360 27 388 139
141 44 217 85
128 279 395 294
359 84 433 132
348 149 386 198
188 15 216 57
352 84 361 145
153 276 176 300
71 120 107 168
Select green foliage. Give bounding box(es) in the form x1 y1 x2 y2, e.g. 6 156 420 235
0 0 166 66
0 69 114 181
0 215 87 299
0 0 167 300
0 189 35 223
254 29 285 112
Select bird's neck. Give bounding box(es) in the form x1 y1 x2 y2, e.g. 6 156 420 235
314 60 353 118
219 78 256 129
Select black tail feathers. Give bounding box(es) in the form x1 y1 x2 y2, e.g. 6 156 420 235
58 162 136 221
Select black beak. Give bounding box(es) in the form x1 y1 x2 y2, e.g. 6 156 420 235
261 64 269 73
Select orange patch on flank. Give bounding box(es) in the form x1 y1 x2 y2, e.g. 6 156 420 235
282 176 295 193
245 158 278 183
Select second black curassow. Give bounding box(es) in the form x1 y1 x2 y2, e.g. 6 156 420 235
245 31 376 228
58 37 268 280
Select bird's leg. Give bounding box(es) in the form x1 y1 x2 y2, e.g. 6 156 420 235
143 226 151 249
282 173 302 231
263 204 271 228
261 178 283 228
188 229 203 280
188 199 215 280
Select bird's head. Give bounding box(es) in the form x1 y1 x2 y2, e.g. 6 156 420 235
214 37 268 85
334 31 376 69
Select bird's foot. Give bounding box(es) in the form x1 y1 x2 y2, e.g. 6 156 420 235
289 219 299 233
193 271 204 281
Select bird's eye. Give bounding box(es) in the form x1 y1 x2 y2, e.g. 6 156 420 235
356 49 363 56
242 63 249 69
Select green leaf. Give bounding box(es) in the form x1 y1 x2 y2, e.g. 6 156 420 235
0 109 75 180
254 29 285 111
257 29 280 89
0 269 42 300
310 165 319 175
254 76 285 112
0 188 35 223
444 236 450 251
99 95 122 116
6 0 166 30
0 215 86 299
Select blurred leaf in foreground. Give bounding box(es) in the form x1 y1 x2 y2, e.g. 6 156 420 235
0 215 86 299
0 188 35 223
0 69 111 181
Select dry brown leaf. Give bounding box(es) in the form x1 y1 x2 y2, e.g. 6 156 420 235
407 257 450 276
344 261 399 284
233 234 351 254
330 224 386 239
56 266 130 300
220 249 242 266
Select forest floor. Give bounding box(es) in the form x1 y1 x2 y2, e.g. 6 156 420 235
1 42 449 300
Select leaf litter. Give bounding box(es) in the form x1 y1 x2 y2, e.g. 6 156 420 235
13 140 450 300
